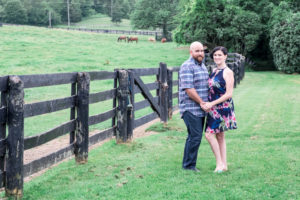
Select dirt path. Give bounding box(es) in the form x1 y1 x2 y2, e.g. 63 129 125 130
24 116 163 182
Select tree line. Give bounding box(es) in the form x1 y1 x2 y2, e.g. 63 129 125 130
173 0 299 73
0 0 136 25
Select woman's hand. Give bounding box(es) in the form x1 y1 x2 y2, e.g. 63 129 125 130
200 102 211 112
206 102 214 110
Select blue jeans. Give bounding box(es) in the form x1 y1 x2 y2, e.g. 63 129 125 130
182 111 204 169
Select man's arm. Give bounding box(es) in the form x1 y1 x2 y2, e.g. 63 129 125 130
185 88 205 106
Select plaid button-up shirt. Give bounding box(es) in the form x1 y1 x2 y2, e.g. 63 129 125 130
179 56 209 117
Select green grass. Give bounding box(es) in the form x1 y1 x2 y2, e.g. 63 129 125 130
0 25 185 137
1 71 297 199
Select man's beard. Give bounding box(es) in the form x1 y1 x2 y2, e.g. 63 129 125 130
194 55 203 63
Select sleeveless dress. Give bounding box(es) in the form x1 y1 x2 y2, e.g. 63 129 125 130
206 68 237 134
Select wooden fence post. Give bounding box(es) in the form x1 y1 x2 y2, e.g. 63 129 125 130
0 90 7 188
112 69 118 136
74 72 90 164
127 70 134 139
116 70 132 143
167 68 173 119
6 76 24 198
159 63 168 123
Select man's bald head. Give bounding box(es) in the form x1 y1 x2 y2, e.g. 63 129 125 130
190 41 205 63
190 41 203 51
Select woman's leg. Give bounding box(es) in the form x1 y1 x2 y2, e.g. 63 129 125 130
205 132 224 171
216 132 227 171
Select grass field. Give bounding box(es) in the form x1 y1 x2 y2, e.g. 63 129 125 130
1 25 299 199
0 25 185 137
2 71 297 199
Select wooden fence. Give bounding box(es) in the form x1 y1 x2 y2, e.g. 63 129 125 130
56 27 164 38
0 53 245 198
2 23 169 40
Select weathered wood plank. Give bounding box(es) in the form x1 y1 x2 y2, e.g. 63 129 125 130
0 107 7 124
88 108 116 126
24 96 76 118
167 68 173 119
127 70 134 140
116 70 131 143
130 68 159 76
159 62 168 122
19 72 77 88
24 120 76 150
134 76 161 115
0 92 7 177
89 71 116 81
70 83 76 144
6 76 24 198
89 127 115 146
89 89 116 104
0 76 8 92
112 72 117 135
134 82 159 94
23 144 74 178
134 97 159 111
134 112 159 129
0 138 6 157
74 72 90 163
0 170 5 188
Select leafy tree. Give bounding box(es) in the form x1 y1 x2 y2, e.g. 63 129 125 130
80 0 94 17
173 0 227 46
93 0 104 13
0 5 4 21
23 0 48 25
131 0 179 39
3 0 27 24
61 0 82 23
224 7 262 55
174 0 262 55
269 4 300 73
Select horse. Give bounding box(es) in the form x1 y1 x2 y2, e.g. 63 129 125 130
127 37 138 43
117 35 127 42
161 38 167 43
148 37 156 42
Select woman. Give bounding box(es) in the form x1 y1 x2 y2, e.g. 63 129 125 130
203 46 237 173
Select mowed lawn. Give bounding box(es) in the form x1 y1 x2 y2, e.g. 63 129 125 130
0 25 186 137
4 71 297 199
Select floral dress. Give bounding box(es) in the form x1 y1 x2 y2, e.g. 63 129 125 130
206 68 237 134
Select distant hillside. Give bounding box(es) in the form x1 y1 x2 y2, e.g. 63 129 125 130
56 13 153 31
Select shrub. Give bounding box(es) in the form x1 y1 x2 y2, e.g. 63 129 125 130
269 11 300 73
3 0 28 24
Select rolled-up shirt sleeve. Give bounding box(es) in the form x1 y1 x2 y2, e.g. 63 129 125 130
180 64 194 89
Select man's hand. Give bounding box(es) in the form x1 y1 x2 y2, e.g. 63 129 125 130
200 102 209 112
201 102 214 112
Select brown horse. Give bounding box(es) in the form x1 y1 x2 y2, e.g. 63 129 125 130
127 37 138 43
118 35 127 42
148 37 156 42
161 38 167 43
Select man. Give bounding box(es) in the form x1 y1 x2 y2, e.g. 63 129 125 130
179 41 209 171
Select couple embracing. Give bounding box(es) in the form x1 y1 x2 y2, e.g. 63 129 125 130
179 41 237 173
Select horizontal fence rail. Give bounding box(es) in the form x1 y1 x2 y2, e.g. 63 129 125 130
57 27 163 37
